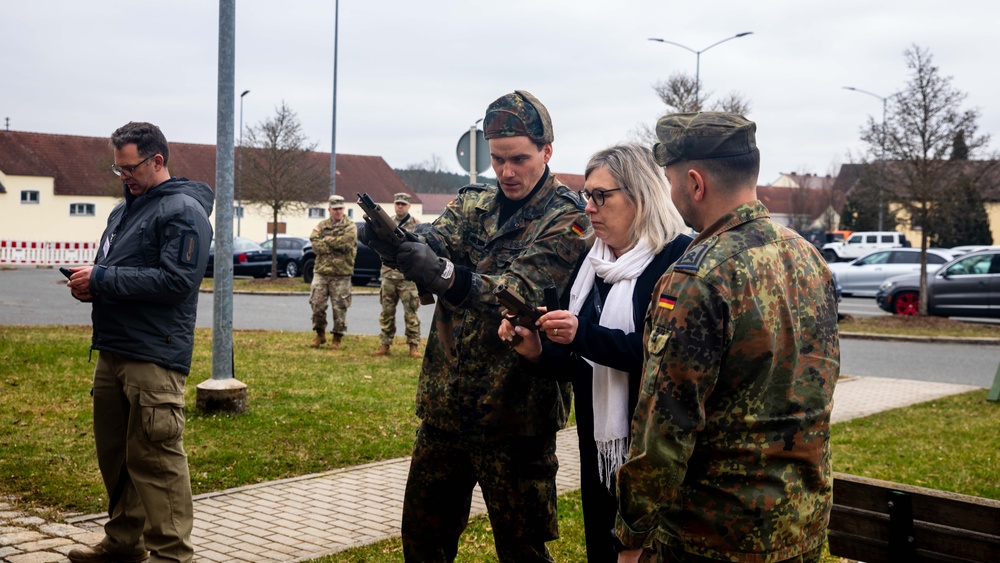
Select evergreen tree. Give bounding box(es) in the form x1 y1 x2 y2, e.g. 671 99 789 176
928 176 993 247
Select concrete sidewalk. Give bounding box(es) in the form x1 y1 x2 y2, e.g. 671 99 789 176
0 376 982 563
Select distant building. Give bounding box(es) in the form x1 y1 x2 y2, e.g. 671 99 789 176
0 130 420 263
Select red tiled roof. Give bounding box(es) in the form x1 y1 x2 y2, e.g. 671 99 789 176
415 193 456 215
756 185 844 218
0 130 417 204
554 172 584 193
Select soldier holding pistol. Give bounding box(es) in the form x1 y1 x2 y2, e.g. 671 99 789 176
361 90 593 562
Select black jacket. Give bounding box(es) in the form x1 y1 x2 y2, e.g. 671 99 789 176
536 234 693 411
89 177 214 375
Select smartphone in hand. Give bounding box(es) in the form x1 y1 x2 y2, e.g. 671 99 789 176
59 267 73 279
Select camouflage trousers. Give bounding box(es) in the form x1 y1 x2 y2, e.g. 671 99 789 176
379 275 421 347
401 423 559 563
637 543 823 563
310 273 351 335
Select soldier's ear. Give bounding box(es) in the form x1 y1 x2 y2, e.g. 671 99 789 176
688 169 707 202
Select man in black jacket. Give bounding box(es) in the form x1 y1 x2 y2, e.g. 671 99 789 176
64 122 213 563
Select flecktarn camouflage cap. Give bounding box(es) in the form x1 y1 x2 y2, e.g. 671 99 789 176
653 111 756 167
483 90 554 144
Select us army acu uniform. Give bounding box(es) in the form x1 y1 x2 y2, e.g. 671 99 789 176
615 113 840 563
366 91 594 563
309 195 356 348
375 192 421 357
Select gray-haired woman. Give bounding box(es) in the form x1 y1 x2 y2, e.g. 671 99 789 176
500 143 692 562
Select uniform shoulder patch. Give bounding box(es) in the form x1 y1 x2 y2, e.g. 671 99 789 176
571 222 586 236
673 241 712 272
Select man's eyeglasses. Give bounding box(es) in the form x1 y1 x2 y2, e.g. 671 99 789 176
111 154 155 177
579 188 623 207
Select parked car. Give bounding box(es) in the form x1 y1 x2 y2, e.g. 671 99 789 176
950 244 1000 256
206 236 272 278
259 235 309 278
875 248 1000 317
300 222 382 286
822 231 910 262
826 248 955 297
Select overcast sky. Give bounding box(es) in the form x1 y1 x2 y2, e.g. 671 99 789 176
3 1 997 186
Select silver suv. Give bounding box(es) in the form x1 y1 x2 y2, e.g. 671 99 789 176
822 231 910 262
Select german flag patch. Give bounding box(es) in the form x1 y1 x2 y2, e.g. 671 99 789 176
571 222 585 236
657 294 677 310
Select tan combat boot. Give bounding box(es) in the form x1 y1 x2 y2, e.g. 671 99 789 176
310 331 326 348
330 334 343 349
373 343 390 356
409 344 422 358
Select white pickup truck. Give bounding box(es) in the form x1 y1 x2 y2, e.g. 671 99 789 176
821 231 911 262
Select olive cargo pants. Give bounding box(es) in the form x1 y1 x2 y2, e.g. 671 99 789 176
92 352 194 563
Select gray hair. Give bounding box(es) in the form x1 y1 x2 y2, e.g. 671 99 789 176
584 143 685 253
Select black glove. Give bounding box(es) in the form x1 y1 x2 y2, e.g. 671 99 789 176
397 240 454 295
357 222 399 268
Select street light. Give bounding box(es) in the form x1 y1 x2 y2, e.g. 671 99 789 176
843 86 895 231
648 32 753 105
238 89 250 237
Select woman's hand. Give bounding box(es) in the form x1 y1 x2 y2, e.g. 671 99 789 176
498 318 543 362
538 309 579 345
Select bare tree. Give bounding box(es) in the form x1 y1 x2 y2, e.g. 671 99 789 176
652 73 703 113
632 73 752 144
241 101 327 279
860 45 995 314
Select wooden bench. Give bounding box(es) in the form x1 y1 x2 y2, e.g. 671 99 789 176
828 472 1000 562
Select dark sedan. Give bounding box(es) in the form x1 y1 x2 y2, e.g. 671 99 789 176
205 236 272 278
259 236 309 278
875 249 1000 318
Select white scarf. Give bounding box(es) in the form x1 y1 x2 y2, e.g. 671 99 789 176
568 238 655 489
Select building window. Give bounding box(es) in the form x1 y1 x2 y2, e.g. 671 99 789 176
234 205 244 219
347 208 354 218
308 207 326 219
21 190 40 204
70 203 96 216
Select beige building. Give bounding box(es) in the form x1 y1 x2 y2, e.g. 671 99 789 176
0 130 420 265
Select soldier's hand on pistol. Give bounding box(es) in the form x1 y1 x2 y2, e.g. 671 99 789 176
498 317 542 363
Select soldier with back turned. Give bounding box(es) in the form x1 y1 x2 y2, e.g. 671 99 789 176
614 112 841 563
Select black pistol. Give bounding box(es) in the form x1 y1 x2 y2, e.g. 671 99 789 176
357 192 435 305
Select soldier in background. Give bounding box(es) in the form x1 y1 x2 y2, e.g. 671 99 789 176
613 112 840 563
309 195 356 349
373 192 422 357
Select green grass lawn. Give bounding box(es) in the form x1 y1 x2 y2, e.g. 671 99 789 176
0 327 423 514
1 324 997 562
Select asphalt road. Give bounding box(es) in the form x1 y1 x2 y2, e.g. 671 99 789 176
2 267 997 388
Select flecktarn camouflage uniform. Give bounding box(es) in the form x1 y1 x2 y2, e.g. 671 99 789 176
615 201 840 563
379 214 421 347
401 173 593 562
310 216 356 337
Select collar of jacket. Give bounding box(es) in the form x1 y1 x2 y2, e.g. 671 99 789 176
690 200 770 246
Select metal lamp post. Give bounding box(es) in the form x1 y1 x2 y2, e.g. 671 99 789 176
238 89 249 236
843 86 892 231
648 32 753 105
